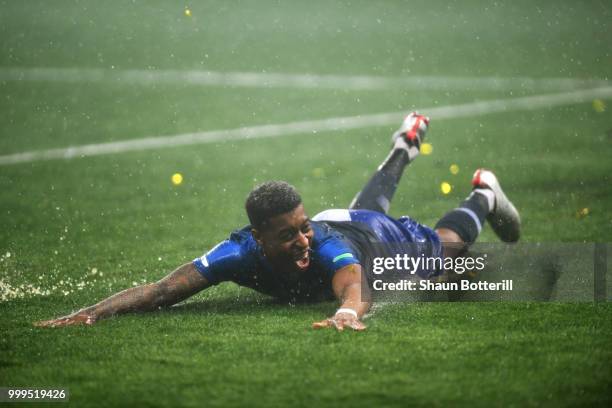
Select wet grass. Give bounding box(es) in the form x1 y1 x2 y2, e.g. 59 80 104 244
1 0 611 406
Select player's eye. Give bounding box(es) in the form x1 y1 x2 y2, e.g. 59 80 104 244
279 230 296 241
301 223 311 234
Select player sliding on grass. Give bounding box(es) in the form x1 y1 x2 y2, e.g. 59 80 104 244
36 113 520 331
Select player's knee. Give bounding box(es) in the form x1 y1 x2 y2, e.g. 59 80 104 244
436 228 467 259
435 227 463 243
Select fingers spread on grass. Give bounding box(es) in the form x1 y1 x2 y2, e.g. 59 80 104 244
34 314 95 328
332 318 345 331
331 316 366 331
312 318 333 329
49 318 72 328
312 317 366 331
34 319 63 328
348 320 367 331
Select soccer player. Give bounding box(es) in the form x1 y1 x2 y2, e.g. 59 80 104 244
35 113 520 331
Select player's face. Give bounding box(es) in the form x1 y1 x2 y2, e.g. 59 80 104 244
253 204 314 273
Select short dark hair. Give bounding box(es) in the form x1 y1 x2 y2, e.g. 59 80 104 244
245 181 302 229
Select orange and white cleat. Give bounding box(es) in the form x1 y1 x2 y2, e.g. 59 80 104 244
472 169 521 242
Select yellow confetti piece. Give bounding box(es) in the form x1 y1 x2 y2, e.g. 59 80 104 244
421 142 433 155
576 207 590 219
592 99 605 113
172 173 183 185
312 168 325 178
440 182 452 195
184 8 192 17
449 164 459 175
576 207 591 220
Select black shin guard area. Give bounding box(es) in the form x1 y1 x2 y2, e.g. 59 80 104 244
461 192 490 221
435 191 490 242
350 149 409 214
435 209 480 243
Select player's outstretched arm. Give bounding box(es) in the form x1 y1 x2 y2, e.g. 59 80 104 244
312 264 371 331
34 262 209 328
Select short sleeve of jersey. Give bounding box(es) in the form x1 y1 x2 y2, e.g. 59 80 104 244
313 223 361 278
192 240 245 285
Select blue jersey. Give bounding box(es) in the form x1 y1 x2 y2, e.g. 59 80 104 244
193 209 441 302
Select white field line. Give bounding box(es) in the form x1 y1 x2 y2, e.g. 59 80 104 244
1 86 611 166
0 66 609 92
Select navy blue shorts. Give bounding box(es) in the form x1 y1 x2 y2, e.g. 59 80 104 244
313 209 443 278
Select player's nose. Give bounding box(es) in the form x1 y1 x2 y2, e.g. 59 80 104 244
296 232 309 249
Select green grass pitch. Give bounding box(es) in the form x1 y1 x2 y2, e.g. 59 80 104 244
1 1 611 406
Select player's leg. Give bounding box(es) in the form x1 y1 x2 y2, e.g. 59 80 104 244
434 169 521 258
349 112 429 214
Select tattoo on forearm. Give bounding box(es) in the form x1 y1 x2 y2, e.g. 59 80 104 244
89 263 206 319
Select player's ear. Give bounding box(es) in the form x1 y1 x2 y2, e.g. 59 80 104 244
251 228 263 245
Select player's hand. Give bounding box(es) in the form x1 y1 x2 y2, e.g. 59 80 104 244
34 310 97 328
312 312 366 331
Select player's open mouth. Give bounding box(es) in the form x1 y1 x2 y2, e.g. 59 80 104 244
294 250 310 270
